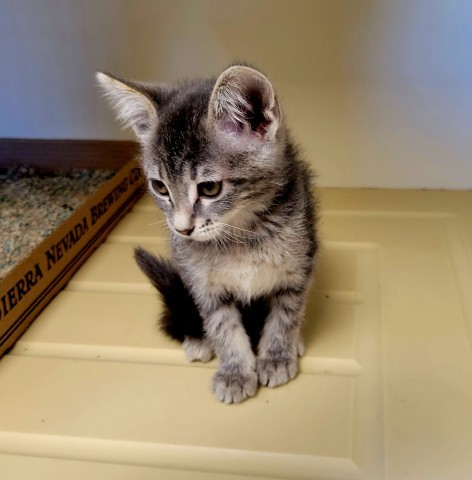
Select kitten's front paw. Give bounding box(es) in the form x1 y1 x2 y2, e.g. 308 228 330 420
257 357 298 388
211 370 258 404
183 336 214 363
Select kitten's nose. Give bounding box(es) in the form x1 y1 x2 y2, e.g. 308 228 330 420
176 227 194 236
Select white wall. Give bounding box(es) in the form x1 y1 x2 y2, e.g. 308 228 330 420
1 0 471 189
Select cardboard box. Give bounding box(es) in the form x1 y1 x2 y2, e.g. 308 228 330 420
0 159 145 357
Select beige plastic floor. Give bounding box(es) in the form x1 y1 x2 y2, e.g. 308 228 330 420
1 189 472 480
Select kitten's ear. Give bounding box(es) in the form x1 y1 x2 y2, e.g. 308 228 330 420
96 72 158 141
208 66 282 148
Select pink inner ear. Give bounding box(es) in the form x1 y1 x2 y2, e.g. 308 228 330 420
213 74 280 144
254 120 269 138
218 117 267 142
220 119 245 135
218 102 271 140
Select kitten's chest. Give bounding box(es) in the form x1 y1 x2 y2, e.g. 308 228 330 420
205 251 292 301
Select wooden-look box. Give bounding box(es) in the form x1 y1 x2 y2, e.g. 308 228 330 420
0 139 144 357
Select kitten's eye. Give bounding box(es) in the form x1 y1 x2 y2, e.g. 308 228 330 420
198 181 222 198
150 179 169 196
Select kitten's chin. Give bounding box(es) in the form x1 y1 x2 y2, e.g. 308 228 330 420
191 232 219 243
193 228 228 243
172 230 216 243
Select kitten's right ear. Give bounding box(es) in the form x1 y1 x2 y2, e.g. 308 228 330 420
96 72 158 141
208 65 282 150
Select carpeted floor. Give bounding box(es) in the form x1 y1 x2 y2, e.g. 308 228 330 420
0 166 116 279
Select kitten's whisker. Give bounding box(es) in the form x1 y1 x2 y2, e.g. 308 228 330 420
217 232 232 251
221 232 243 245
214 222 264 246
214 221 258 240
217 221 254 234
213 236 224 252
221 229 250 240
220 229 246 245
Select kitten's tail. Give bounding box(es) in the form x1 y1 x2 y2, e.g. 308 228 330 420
134 247 204 342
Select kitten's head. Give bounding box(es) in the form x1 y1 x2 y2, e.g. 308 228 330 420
97 65 285 242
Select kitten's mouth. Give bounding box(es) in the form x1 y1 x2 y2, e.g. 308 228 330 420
171 226 214 242
170 220 238 243
174 227 195 238
190 224 223 243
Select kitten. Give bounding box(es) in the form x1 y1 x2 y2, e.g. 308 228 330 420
97 65 318 404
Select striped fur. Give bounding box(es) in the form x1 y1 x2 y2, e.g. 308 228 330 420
98 65 318 403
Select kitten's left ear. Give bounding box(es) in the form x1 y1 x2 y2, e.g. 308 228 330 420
96 72 158 142
208 65 282 147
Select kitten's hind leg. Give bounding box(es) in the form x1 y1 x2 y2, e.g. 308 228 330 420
257 288 306 388
183 336 214 363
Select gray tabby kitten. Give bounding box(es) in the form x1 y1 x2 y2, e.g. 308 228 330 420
97 65 317 404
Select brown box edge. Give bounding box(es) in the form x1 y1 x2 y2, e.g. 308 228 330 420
0 159 145 357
